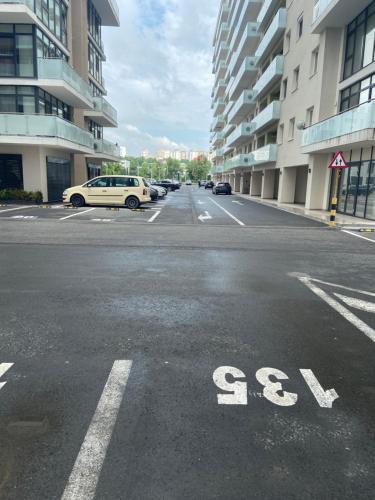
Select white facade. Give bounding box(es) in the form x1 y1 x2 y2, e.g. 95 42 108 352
211 0 375 221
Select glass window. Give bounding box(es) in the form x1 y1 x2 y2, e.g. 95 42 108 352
90 177 109 188
112 177 128 187
16 34 34 77
340 72 375 111
356 161 371 217
0 155 23 190
366 162 375 219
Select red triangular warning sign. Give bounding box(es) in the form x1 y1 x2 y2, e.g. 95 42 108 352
328 151 349 169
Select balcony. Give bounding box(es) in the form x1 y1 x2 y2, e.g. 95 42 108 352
230 23 260 74
255 8 287 63
212 132 225 147
302 100 375 154
214 79 227 100
212 148 225 160
91 0 120 27
38 59 93 108
312 0 370 33
223 121 236 138
213 42 229 65
0 113 94 153
257 0 281 32
223 144 277 171
84 96 118 127
89 138 121 161
252 101 281 134
228 57 258 101
0 0 37 24
253 55 284 100
227 122 255 148
215 61 228 81
212 114 225 132
229 2 262 53
218 22 230 43
213 97 226 117
227 90 257 125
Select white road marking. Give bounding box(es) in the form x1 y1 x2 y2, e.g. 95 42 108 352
0 363 14 391
342 230 375 244
209 198 245 226
304 277 375 298
298 276 375 343
198 211 212 222
197 200 205 205
232 200 244 206
61 360 132 500
300 369 339 408
334 293 375 313
91 219 113 223
213 367 248 405
60 208 96 221
148 210 161 223
11 215 38 220
0 206 33 213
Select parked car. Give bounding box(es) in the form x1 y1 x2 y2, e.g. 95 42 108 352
153 180 178 191
212 182 232 195
205 181 214 189
186 180 192 185
152 185 167 198
63 175 151 209
150 186 159 201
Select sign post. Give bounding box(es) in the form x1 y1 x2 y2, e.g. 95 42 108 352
328 152 349 227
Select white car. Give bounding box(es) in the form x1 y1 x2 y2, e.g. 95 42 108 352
186 180 192 185
152 185 167 198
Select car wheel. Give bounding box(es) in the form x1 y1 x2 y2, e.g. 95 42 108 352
71 194 85 208
126 196 140 210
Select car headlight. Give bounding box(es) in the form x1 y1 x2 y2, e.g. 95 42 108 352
63 190 68 196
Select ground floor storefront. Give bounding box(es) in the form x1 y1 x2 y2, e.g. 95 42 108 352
0 147 103 202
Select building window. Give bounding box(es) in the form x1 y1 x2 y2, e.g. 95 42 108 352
310 47 319 76
88 120 103 139
0 24 35 78
89 81 103 97
288 118 295 141
306 107 314 127
297 15 304 39
88 0 103 48
338 158 375 220
278 124 284 145
0 155 23 190
282 78 288 99
285 30 291 54
343 1 375 80
34 0 68 46
292 66 300 91
88 41 103 86
340 73 375 111
36 28 67 60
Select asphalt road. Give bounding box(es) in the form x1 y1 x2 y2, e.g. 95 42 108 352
0 186 374 500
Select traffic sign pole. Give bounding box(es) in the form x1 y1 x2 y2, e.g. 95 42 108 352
330 168 340 227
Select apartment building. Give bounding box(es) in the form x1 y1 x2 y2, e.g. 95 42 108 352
0 0 121 202
211 0 375 221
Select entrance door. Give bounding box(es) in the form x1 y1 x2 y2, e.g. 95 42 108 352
47 157 71 202
345 165 360 216
0 154 23 190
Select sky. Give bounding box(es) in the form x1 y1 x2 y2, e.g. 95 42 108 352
102 0 218 156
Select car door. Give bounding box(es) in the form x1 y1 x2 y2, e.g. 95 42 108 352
86 177 110 205
108 177 133 205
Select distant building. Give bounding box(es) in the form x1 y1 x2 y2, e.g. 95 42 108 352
155 149 208 161
120 146 127 158
141 150 150 159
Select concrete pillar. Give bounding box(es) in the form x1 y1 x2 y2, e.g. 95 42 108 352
234 173 241 192
229 173 235 188
250 171 262 196
240 172 251 194
305 155 331 210
261 169 276 199
278 167 297 203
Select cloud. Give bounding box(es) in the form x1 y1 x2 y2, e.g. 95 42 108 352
102 0 217 156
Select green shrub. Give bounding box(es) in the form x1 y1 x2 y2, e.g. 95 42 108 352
0 189 43 204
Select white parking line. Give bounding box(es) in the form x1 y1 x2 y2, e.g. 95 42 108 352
342 230 375 244
0 206 33 214
148 210 161 223
59 208 96 221
61 360 133 500
209 198 245 226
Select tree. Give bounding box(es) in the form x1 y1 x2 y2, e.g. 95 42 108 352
186 156 211 182
102 162 125 175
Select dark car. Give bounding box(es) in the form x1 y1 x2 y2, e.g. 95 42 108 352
150 186 159 201
213 182 232 195
205 181 214 189
153 180 178 191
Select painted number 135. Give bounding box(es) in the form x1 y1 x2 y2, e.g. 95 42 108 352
213 367 339 409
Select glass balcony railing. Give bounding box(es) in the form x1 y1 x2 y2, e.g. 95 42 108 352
313 0 333 23
92 96 118 124
227 122 255 147
94 138 121 158
255 8 287 62
0 0 34 9
223 144 277 171
252 101 281 134
0 113 94 150
302 100 375 148
38 58 93 105
213 148 225 159
253 55 284 98
212 114 225 131
229 56 258 100
213 97 225 116
212 132 225 146
227 90 257 125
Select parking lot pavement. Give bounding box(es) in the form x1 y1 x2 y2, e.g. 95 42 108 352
0 226 374 499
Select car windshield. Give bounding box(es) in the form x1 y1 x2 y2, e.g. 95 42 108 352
143 178 149 187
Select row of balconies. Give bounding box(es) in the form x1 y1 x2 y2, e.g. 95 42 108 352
0 113 120 160
1 58 118 127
